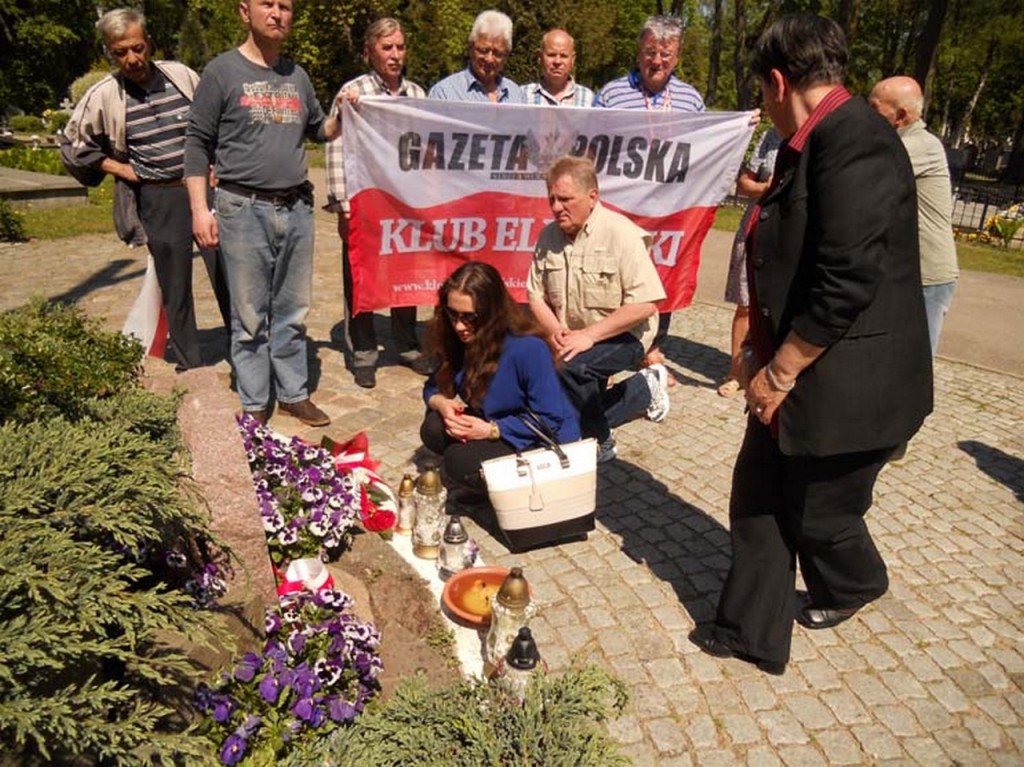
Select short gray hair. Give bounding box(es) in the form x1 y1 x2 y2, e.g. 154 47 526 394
469 10 513 49
638 15 682 45
97 8 146 43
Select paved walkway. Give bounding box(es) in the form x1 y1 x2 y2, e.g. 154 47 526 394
1 197 1022 766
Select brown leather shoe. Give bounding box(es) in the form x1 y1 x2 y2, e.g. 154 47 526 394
278 398 330 427
243 408 270 425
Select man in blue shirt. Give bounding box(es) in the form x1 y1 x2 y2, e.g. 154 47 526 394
428 10 525 104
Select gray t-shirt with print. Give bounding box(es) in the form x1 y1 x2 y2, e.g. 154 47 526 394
184 49 326 192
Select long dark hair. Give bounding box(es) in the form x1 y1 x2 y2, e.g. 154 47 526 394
427 261 541 408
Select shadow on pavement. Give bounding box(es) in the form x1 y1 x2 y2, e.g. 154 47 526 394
958 440 1024 502
661 333 732 390
48 258 142 306
596 459 730 625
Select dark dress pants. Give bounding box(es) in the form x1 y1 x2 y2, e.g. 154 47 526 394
138 184 205 369
558 333 647 442
420 410 515 494
342 241 417 369
713 418 893 664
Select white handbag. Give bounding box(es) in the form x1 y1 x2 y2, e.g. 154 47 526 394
480 412 597 552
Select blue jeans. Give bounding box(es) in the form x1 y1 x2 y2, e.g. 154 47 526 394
922 281 956 357
559 333 649 442
215 187 314 410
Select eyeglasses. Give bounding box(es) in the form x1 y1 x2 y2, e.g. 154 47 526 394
444 307 479 326
641 48 678 61
473 45 508 60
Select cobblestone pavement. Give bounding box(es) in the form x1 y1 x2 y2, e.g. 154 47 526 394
2 208 1022 766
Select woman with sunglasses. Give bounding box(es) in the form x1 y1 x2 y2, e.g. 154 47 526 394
420 261 580 498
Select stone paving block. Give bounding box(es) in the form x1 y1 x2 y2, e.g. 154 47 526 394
932 726 999 765
632 685 675 719
821 645 869 673
976 694 1019 726
850 723 905 761
927 677 973 713
683 713 720 750
757 709 811 746
878 669 930 699
783 694 838 730
738 677 779 712
744 745 783 766
775 744 828 766
720 713 761 745
964 713 1008 751
811 729 864 765
905 697 956 730
821 689 872 726
875 703 924 737
605 713 644 745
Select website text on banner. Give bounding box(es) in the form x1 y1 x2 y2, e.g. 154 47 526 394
342 98 754 313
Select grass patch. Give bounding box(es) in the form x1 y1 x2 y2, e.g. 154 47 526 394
956 240 1024 278
711 203 1023 278
20 177 114 240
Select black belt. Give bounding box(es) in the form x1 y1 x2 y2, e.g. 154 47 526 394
218 181 312 207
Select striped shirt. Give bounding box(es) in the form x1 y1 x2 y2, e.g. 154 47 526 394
428 68 525 104
523 79 596 107
595 69 705 113
124 70 190 181
324 71 427 212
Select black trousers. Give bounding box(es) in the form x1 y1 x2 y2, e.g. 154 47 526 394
713 419 893 664
137 184 230 369
420 410 515 493
342 241 418 369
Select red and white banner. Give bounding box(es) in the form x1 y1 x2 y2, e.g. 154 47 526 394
342 98 753 313
121 253 168 359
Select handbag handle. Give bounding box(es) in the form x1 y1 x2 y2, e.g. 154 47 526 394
516 410 570 469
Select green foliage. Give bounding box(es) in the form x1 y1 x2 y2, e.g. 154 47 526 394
8 115 44 133
0 418 223 766
69 68 111 105
0 146 68 175
44 110 70 133
286 665 631 767
0 298 142 425
0 199 26 243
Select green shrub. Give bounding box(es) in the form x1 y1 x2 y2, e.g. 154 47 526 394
46 111 71 133
9 115 44 133
0 199 26 242
0 146 68 176
70 69 112 105
0 298 143 425
287 666 631 767
0 408 228 765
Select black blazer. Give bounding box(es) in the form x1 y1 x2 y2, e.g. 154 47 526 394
751 97 933 456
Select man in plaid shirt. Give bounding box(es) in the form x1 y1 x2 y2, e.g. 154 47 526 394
523 30 595 107
325 17 432 389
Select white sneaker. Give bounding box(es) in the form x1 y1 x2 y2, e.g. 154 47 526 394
642 363 670 423
597 434 618 463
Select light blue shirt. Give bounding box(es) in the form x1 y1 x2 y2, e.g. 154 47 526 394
596 69 705 113
428 68 525 104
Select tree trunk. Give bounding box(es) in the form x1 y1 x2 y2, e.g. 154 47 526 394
953 37 997 147
1000 110 1024 189
706 0 723 107
836 0 860 47
912 0 949 111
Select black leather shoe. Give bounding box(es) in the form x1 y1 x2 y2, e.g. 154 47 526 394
797 605 859 630
278 398 330 427
689 626 787 676
401 354 434 376
353 367 376 389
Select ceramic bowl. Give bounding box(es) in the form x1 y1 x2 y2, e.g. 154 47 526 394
441 566 511 627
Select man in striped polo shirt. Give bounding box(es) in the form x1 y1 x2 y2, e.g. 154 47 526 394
62 8 229 371
523 30 595 108
596 15 706 379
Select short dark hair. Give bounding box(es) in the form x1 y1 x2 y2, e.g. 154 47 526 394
751 14 848 90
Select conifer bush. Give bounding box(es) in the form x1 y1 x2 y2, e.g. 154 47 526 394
0 298 231 764
284 665 631 767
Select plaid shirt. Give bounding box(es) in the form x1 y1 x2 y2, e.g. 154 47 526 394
522 79 596 107
324 71 426 213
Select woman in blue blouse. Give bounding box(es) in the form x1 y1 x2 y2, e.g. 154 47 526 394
421 261 581 495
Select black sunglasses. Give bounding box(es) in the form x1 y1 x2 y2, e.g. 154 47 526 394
444 306 479 326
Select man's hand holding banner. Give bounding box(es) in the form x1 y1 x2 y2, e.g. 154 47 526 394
342 98 754 313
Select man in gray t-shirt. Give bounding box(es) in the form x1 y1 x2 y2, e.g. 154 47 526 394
184 0 339 427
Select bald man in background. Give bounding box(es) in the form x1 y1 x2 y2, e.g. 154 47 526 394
523 29 595 107
870 76 959 355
